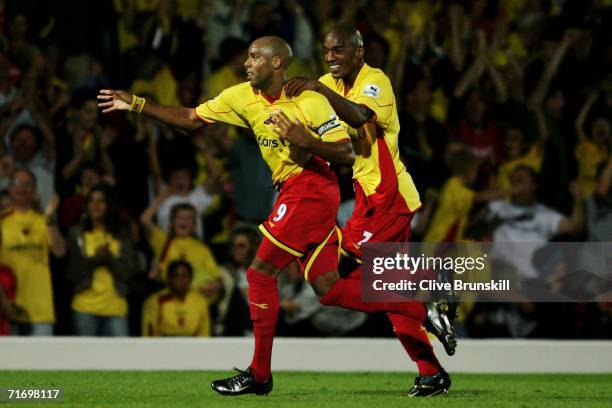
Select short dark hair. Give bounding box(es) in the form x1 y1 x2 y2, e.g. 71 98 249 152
229 223 261 262
167 260 193 280
231 223 261 246
170 203 197 221
10 124 42 147
449 148 479 176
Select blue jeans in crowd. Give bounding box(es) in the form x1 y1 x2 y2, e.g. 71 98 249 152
10 322 54 336
72 311 129 336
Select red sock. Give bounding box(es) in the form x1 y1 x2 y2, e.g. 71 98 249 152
247 268 279 383
319 278 426 322
387 313 442 376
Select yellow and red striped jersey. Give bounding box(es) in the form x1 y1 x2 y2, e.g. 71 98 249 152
195 83 350 185
319 64 421 214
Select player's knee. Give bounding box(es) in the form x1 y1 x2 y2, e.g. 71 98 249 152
250 257 279 278
310 270 339 300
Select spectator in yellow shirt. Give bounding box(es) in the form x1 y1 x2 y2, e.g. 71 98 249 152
0 169 65 335
141 195 222 302
142 260 210 336
425 149 513 242
67 183 137 336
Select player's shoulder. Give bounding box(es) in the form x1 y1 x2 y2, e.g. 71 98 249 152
356 65 393 100
296 89 330 104
293 90 339 124
221 81 255 98
200 82 255 112
318 73 336 87
361 65 391 84
293 90 334 114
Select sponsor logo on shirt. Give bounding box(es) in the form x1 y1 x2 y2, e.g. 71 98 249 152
257 135 288 148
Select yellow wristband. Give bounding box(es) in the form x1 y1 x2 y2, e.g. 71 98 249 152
136 97 146 114
129 94 146 113
129 94 138 112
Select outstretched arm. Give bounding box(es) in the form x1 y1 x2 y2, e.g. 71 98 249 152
575 91 598 140
449 3 468 71
528 30 577 108
140 189 172 234
97 89 203 131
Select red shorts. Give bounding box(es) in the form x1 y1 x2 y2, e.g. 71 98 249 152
258 158 341 279
341 195 415 260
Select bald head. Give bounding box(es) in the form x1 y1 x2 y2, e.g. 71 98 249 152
250 36 293 68
245 36 293 91
326 25 364 50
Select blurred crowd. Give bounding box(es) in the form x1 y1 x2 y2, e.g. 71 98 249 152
0 0 611 339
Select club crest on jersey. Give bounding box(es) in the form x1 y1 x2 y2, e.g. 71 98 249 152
315 115 340 136
363 84 381 99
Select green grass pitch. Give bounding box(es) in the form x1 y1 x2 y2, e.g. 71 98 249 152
1 371 611 407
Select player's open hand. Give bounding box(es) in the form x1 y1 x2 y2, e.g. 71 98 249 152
97 89 132 113
285 77 321 97
271 110 312 149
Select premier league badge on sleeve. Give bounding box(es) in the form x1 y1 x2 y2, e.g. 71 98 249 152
363 84 381 99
